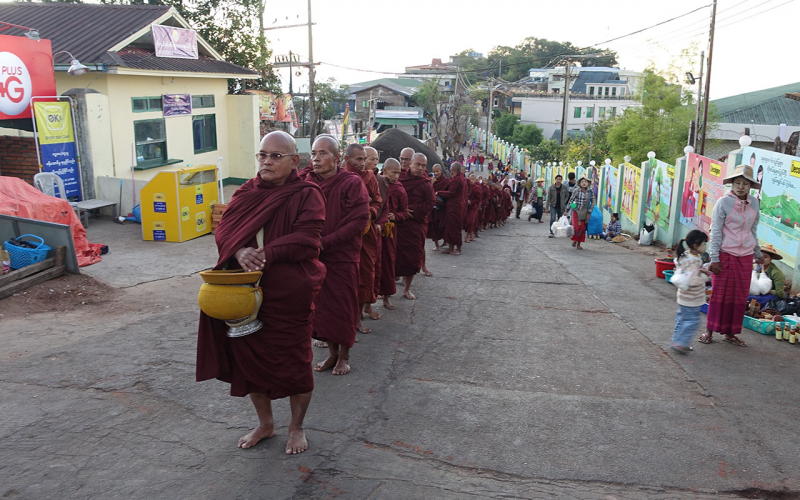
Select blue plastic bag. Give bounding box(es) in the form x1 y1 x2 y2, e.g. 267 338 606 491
588 206 603 236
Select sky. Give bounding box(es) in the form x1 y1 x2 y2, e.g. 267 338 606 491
264 0 799 100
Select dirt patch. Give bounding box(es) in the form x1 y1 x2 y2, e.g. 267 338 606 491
1 272 119 319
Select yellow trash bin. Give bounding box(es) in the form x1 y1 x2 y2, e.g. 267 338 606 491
140 165 219 242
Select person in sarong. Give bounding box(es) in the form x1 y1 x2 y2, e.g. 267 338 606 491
699 164 763 347
570 177 594 250
197 131 326 455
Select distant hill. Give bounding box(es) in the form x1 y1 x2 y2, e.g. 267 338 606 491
761 193 800 229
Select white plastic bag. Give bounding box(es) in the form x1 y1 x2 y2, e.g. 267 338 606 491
670 267 692 292
520 204 533 217
757 272 773 295
639 224 655 246
558 216 571 227
749 270 761 295
749 270 773 295
554 225 574 238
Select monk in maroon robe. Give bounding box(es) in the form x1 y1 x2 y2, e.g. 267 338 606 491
378 159 408 310
427 164 449 249
481 181 492 229
436 162 467 255
301 136 369 376
395 153 435 300
465 174 482 242
343 144 383 334
399 147 414 172
197 131 325 455
365 146 387 321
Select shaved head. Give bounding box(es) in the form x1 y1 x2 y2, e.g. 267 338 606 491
345 143 364 156
450 162 462 174
399 147 414 170
262 130 298 154
364 146 379 173
313 135 339 154
364 146 377 157
383 158 400 171
412 152 427 164
410 153 427 178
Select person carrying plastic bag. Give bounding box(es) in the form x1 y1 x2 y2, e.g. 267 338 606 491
568 176 594 250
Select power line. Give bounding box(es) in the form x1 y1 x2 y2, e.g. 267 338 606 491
586 4 711 47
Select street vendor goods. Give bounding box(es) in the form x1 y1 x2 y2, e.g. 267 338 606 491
198 269 263 338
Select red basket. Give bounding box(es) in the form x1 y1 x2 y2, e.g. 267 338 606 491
655 258 675 279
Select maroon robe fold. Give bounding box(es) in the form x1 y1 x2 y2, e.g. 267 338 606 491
427 176 449 241
379 180 408 296
395 171 435 277
482 184 492 225
301 166 369 349
374 175 389 299
436 172 467 246
346 166 383 304
196 170 327 399
465 182 482 234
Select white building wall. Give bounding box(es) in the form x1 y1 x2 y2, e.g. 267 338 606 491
514 97 642 139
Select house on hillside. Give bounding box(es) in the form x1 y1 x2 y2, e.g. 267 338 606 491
708 82 800 159
0 2 262 209
343 78 431 138
399 58 458 91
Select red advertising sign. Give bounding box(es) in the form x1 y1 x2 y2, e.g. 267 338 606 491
0 35 56 120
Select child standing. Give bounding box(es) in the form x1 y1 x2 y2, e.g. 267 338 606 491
671 229 710 353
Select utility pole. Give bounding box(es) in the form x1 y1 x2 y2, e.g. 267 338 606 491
559 61 571 145
367 90 373 144
693 50 704 149
700 0 716 155
307 0 316 143
485 79 494 154
288 50 293 95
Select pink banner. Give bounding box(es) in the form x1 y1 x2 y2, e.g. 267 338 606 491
152 24 198 60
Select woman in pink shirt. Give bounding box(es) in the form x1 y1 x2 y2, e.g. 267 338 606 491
699 164 763 347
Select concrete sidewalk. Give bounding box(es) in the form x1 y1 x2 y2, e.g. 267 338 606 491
0 216 797 499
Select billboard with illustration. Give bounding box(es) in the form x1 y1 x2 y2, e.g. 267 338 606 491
679 153 726 233
590 166 599 201
601 165 618 213
743 146 800 266
621 162 641 223
644 159 675 232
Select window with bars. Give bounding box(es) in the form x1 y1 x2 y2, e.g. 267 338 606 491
134 119 167 165
192 94 215 109
132 97 163 113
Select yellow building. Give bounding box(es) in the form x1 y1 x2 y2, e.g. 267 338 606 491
0 2 262 212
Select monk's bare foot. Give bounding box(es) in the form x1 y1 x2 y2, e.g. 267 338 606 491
332 357 350 375
312 339 328 348
422 267 433 277
314 355 337 372
285 429 308 455
365 304 381 320
238 423 275 449
357 319 371 334
383 297 396 309
404 290 416 300
441 248 452 254
452 250 462 255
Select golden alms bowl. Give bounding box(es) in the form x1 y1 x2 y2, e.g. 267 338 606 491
199 269 263 285
198 269 264 338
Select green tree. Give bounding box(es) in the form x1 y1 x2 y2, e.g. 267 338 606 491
487 38 618 82
563 119 613 165
412 80 478 159
493 113 519 140
291 79 348 136
606 70 700 164
509 123 544 149
526 139 563 164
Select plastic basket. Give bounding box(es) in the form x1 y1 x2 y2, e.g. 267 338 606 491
742 315 798 335
663 270 674 283
4 234 51 270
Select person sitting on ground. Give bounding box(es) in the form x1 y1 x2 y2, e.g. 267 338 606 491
601 213 622 241
760 244 785 299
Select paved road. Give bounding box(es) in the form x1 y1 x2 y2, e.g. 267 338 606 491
1 218 797 499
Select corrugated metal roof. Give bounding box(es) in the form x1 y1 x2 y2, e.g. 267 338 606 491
717 96 800 126
0 2 169 63
116 47 257 76
0 3 257 76
712 82 800 115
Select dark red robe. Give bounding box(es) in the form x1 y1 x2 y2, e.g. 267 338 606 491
482 184 492 225
427 176 449 241
300 166 369 349
436 172 467 247
379 180 408 296
373 175 389 299
465 182 482 234
196 170 326 399
395 170 435 277
346 166 383 304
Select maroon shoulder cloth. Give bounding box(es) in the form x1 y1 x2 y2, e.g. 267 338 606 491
196 170 328 399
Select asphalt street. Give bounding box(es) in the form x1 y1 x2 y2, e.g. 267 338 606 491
1 216 798 499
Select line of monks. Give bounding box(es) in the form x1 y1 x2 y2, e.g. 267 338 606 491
196 131 514 456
